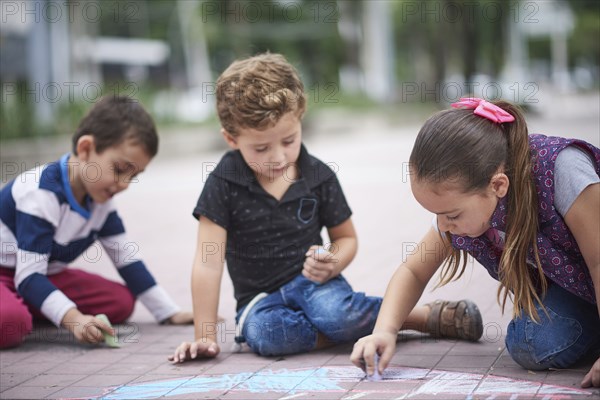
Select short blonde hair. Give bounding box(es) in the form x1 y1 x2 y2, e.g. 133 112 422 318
216 53 306 135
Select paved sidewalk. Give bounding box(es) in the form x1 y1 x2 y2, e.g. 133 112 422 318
1 324 597 399
1 93 599 399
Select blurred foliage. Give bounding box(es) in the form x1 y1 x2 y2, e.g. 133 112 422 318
392 0 509 85
201 0 344 89
567 0 600 68
1 0 598 141
0 81 163 140
0 81 38 140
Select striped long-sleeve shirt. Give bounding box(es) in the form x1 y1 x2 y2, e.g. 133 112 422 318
0 154 179 326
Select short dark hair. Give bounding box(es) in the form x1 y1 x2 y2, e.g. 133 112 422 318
72 95 158 157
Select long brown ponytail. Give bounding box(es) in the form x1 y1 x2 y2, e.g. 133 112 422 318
496 101 546 321
409 100 546 321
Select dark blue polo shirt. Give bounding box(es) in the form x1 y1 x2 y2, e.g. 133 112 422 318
193 145 352 310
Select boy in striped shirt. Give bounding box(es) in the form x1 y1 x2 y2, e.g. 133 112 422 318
0 96 192 348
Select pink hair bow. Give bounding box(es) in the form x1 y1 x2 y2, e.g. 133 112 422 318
451 97 515 123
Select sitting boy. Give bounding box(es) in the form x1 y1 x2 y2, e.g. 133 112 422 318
0 96 192 348
170 53 482 361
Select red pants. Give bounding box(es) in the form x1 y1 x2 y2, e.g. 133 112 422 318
0 267 135 349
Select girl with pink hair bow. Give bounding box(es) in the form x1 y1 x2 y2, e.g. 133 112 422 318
351 98 600 388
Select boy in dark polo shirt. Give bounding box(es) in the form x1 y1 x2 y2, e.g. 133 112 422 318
169 53 483 360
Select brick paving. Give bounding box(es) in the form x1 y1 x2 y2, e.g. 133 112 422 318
1 92 599 399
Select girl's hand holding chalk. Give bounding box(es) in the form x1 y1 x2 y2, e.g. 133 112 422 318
358 353 383 381
350 331 397 379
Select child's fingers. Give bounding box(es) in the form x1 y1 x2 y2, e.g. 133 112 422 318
207 342 219 356
192 340 218 358
304 256 332 275
82 324 104 344
189 342 199 359
94 318 116 336
304 245 320 257
580 359 600 387
313 249 331 262
350 338 376 373
169 343 186 362
302 266 324 284
305 246 333 262
304 256 317 269
197 342 219 358
172 342 190 363
581 371 591 388
171 341 218 362
302 259 318 278
350 342 367 371
362 345 378 377
378 346 394 374
178 348 188 363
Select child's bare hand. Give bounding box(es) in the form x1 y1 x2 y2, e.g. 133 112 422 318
581 356 600 388
302 245 337 284
350 331 397 376
61 309 115 345
165 311 194 325
168 339 220 363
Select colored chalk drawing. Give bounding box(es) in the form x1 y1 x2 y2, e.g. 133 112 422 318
91 366 596 399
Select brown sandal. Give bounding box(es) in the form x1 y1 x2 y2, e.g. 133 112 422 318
425 299 483 342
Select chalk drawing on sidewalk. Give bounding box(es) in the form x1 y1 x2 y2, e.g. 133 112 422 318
88 366 595 400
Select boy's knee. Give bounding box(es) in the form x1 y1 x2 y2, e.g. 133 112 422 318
243 318 317 357
0 308 32 349
246 338 284 357
106 286 135 323
312 303 379 343
245 331 315 357
243 324 287 356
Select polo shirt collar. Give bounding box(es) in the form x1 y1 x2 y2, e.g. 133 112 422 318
212 144 334 201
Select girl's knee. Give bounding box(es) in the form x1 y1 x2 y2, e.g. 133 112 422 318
505 334 546 371
505 310 584 370
312 297 380 343
506 337 561 371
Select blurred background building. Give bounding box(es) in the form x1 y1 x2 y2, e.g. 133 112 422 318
1 0 598 140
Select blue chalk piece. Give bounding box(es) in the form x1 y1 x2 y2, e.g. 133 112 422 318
314 247 327 256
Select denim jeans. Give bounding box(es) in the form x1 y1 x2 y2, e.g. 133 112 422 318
236 274 382 356
505 282 600 370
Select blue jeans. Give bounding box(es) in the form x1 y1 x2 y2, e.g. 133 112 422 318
236 274 382 356
505 283 600 370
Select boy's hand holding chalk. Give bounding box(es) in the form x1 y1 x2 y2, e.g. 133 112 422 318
303 245 337 284
96 314 120 348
